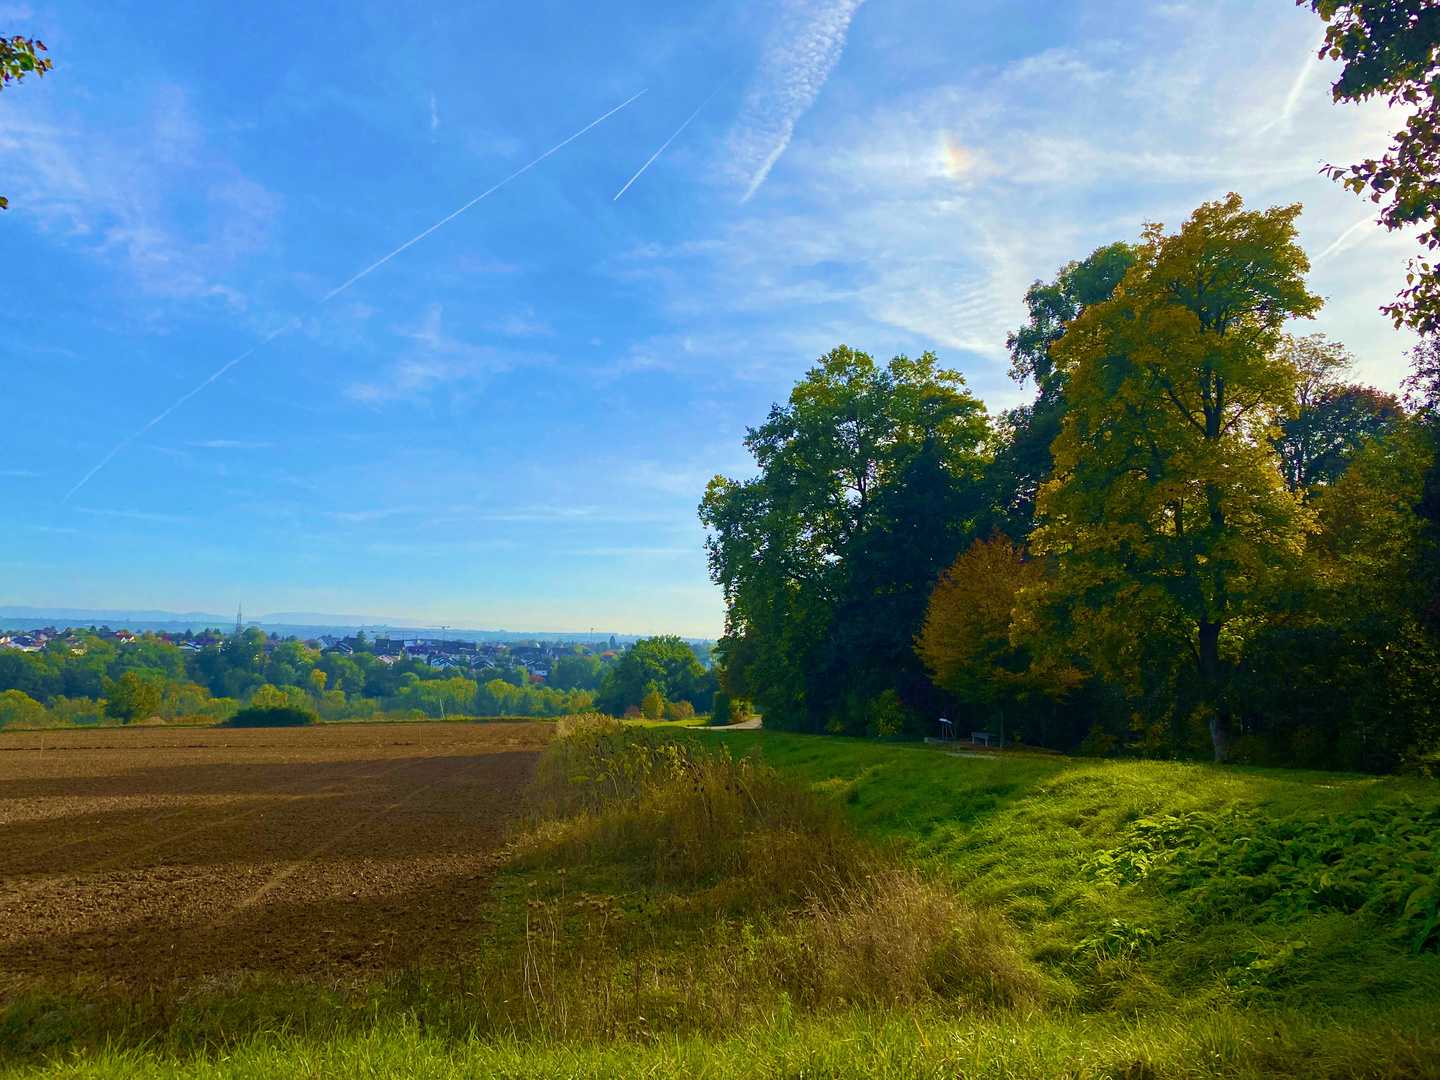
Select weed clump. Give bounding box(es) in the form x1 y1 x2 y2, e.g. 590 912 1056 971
797 869 1037 1010
527 713 864 899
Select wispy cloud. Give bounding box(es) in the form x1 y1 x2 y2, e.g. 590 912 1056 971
0 86 280 299
728 0 866 201
345 305 514 405
655 1 1418 400
487 310 554 338
70 506 192 523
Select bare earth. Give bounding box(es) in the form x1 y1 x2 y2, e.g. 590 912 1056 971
0 722 551 986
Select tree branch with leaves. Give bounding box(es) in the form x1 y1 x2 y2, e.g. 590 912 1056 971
1301 0 1440 331
0 34 53 210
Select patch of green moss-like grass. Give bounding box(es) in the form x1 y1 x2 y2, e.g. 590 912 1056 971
690 731 1440 1015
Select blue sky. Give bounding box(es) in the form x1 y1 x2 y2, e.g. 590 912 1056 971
0 0 1419 637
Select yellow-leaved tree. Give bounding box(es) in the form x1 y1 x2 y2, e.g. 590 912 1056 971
915 536 1084 745
1033 193 1320 760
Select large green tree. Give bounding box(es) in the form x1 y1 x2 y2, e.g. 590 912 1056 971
597 636 711 715
103 671 162 723
550 653 606 693
700 346 990 733
1034 194 1321 760
1235 410 1440 771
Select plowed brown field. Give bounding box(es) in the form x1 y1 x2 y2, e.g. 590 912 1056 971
0 722 550 985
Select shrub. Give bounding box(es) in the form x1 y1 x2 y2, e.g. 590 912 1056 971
710 691 752 725
1086 803 1440 954
103 671 161 723
247 684 297 709
44 696 105 726
223 705 317 728
0 689 45 728
711 690 732 724
641 689 665 719
663 699 695 721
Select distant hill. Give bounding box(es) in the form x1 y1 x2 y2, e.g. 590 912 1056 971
0 606 670 644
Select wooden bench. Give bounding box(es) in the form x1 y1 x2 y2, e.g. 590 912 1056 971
971 731 999 747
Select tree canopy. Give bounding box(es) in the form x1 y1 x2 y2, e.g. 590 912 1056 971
596 636 712 715
989 243 1138 537
1032 194 1321 759
700 347 991 734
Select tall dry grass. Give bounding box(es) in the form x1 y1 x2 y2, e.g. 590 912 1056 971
472 716 1039 1038
796 869 1038 1010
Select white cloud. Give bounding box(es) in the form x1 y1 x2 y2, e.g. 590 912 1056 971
0 86 279 299
664 0 1421 401
728 0 866 201
344 305 515 405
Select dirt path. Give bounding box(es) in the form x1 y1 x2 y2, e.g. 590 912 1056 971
0 722 550 985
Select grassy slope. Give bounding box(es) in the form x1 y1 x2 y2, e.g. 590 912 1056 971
694 732 1440 1009
4 730 1438 1079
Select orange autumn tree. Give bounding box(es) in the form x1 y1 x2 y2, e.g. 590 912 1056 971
915 536 1083 743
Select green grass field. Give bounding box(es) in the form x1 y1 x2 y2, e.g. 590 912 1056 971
695 732 1440 1009
3 722 1437 1079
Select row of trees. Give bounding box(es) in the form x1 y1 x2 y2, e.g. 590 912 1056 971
0 628 719 725
703 195 1440 772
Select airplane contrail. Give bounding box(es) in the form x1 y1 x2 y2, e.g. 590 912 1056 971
613 81 726 201
64 89 649 504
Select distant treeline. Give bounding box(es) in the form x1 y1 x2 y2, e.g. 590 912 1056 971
0 631 718 728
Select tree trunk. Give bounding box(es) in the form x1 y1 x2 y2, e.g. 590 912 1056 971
1197 618 1230 762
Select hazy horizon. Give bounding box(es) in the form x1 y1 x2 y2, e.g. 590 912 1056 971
0 604 697 641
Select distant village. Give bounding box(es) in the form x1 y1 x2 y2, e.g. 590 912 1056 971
0 625 639 683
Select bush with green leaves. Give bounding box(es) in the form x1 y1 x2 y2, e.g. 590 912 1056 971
0 688 45 727
222 705 317 728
